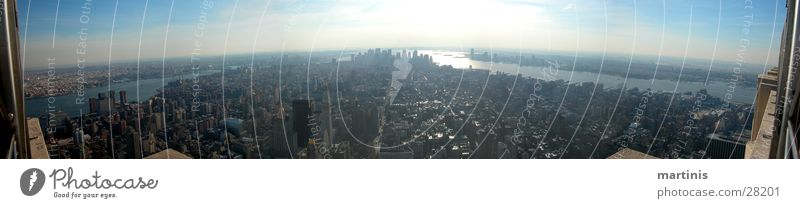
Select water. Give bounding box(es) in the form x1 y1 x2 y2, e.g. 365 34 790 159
25 70 221 117
419 50 756 104
30 52 756 119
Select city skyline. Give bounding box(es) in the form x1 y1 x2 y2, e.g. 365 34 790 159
5 1 800 207
12 0 790 160
19 0 785 69
21 47 763 159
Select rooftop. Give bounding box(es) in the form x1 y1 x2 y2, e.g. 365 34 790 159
607 148 660 159
26 118 49 159
144 149 192 159
746 90 776 159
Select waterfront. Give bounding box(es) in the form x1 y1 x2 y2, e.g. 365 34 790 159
26 50 757 119
25 70 221 117
419 50 756 104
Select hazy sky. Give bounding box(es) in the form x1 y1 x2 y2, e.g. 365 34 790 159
19 0 786 69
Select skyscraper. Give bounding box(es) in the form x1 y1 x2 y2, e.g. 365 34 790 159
97 92 110 114
292 100 313 149
119 90 128 104
109 90 116 104
125 127 142 159
271 108 296 158
88 98 98 114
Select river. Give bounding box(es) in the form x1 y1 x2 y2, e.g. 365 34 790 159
25 70 221 117
416 50 755 104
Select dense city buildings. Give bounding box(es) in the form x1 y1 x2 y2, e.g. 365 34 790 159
22 48 760 159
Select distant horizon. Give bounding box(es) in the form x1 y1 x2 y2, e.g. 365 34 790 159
23 46 771 73
18 0 785 69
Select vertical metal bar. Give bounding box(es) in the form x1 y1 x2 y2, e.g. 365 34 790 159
787 121 793 158
774 0 799 158
1 0 29 159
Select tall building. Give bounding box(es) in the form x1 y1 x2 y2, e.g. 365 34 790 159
88 98 98 114
98 92 111 114
747 68 778 159
125 127 142 159
72 129 83 149
119 90 128 104
109 90 116 104
292 100 312 149
758 1 800 159
271 112 296 158
144 133 157 155
155 112 165 131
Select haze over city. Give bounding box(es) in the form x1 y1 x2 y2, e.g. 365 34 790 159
20 0 784 69
13 0 788 160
